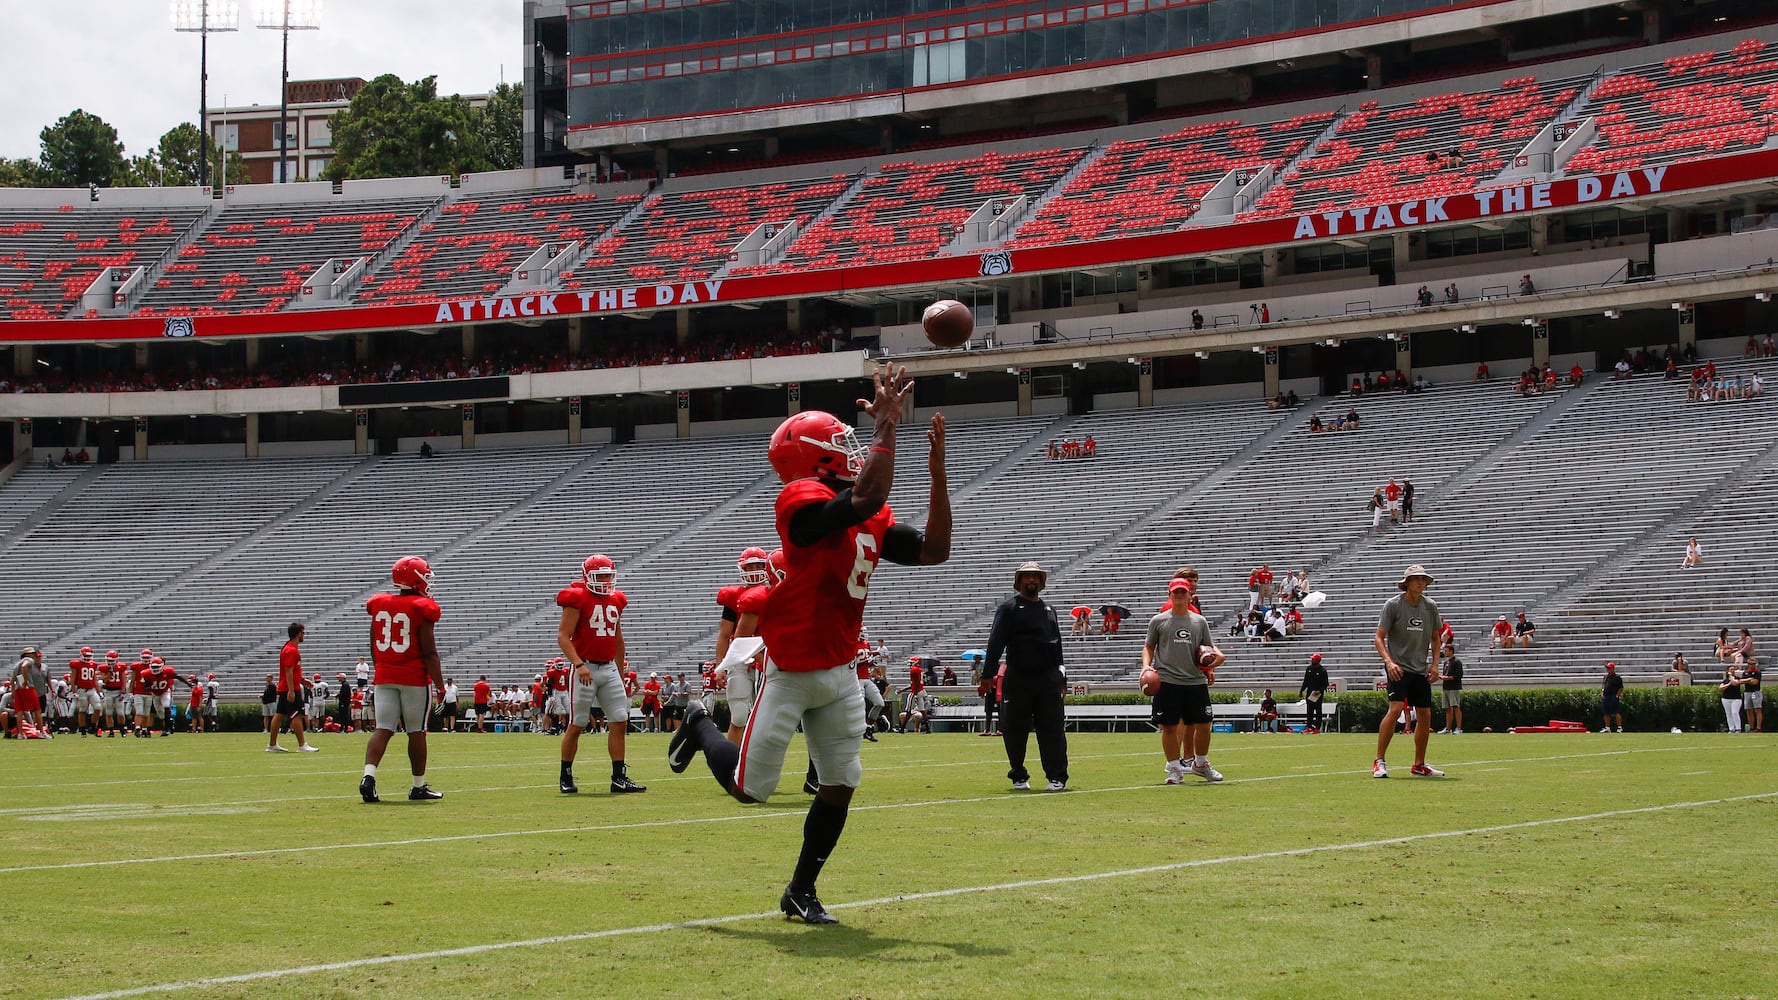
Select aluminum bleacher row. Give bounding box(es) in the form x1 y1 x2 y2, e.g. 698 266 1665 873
5 35 1776 319
2 366 1773 699
0 204 208 320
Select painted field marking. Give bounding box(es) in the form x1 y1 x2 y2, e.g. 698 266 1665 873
0 745 1707 875
49 789 1778 1000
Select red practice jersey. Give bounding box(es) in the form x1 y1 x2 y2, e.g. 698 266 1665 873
70 659 99 691
557 582 626 663
855 639 873 679
763 479 894 672
100 661 126 689
277 644 302 693
716 584 748 616
473 680 492 704
366 591 443 687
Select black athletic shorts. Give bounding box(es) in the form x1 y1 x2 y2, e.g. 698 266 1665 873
275 693 305 717
1152 682 1213 726
1385 671 1434 709
473 702 489 717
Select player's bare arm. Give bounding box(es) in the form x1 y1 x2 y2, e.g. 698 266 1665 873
917 413 951 565
557 608 592 682
415 616 443 694
849 364 912 517
1374 628 1402 680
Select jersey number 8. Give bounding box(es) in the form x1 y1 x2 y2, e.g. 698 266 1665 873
847 534 879 600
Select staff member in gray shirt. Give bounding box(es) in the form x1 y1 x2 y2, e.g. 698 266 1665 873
1144 575 1226 784
985 561 1068 792
1373 564 1444 779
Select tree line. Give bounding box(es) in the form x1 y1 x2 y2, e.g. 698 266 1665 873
0 75 523 191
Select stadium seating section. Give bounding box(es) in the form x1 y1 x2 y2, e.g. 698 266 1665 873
7 361 1770 702
4 36 1775 317
0 205 208 320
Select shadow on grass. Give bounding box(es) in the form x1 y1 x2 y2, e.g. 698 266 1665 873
704 922 1011 960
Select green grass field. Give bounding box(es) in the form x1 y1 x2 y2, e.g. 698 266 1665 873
3 728 1773 999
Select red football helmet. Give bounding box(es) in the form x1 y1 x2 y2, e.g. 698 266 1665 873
105 650 118 660
392 555 434 595
141 649 153 659
80 646 93 656
766 548 788 584
737 546 770 586
583 553 617 595
768 410 863 484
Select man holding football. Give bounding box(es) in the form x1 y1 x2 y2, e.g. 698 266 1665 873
360 557 446 801
668 364 950 925
1143 574 1226 784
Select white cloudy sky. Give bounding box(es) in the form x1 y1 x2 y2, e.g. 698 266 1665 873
0 1 520 160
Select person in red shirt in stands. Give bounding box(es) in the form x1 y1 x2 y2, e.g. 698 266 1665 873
667 366 951 925
360 557 445 802
1255 563 1275 606
1489 615 1515 650
269 625 316 753
473 676 493 733
556 553 645 795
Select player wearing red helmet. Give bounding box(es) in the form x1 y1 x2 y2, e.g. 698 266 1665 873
98 651 127 736
717 547 779 744
68 647 100 736
669 364 952 925
269 623 317 753
556 553 645 795
361 557 445 802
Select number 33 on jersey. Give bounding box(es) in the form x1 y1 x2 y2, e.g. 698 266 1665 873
365 591 442 687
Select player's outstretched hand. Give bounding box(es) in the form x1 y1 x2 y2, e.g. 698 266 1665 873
927 413 946 475
858 364 913 423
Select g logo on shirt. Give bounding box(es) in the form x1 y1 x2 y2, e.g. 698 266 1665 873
1407 617 1425 631
1174 628 1193 640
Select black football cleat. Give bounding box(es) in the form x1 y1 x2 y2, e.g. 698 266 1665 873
610 773 647 794
781 887 840 925
408 784 444 801
862 728 878 743
559 775 579 794
666 705 707 773
359 775 379 804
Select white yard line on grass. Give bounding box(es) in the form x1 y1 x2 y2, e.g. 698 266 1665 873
49 789 1778 1000
0 745 1705 875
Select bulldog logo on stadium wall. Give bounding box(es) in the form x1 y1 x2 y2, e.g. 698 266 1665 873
162 317 195 339
978 250 1012 277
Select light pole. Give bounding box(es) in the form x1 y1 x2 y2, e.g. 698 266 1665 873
170 0 240 188
255 0 322 184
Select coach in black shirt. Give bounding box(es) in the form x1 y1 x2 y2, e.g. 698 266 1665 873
986 561 1068 791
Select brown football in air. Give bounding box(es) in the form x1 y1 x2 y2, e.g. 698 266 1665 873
922 299 974 349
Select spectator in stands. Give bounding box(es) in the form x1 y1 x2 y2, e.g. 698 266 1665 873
1665 653 1693 686
1369 489 1386 533
1047 439 1060 460
1246 566 1263 611
1256 564 1275 606
1082 435 1096 458
1518 274 1536 295
1350 377 1364 398
1720 665 1746 733
986 561 1069 792
1613 357 1632 380
1400 479 1416 523
1513 612 1537 647
1345 407 1360 429
1261 304 1270 324
1255 690 1280 733
1309 414 1324 433
1474 361 1491 382
941 665 958 687
1416 286 1433 308
1383 479 1402 523
1542 366 1559 393
1714 627 1736 666
1261 607 1288 643
1438 654 1464 734
1731 628 1755 669
1682 537 1703 570
1742 657 1763 733
1284 604 1304 636
1568 363 1585 387
1490 615 1515 650
61 449 74 466
1191 309 1204 331
1286 389 1301 407
1763 333 1776 357
419 441 436 459
1444 283 1459 304
1600 662 1625 733
1745 335 1760 357
1751 372 1766 397
1665 356 1679 379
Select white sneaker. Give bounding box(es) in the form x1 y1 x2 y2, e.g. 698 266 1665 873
1191 760 1224 783
265 745 290 753
1452 728 1463 735
1372 758 1388 778
1410 763 1445 778
1046 780 1067 792
1011 779 1031 791
1164 770 1185 785
297 744 320 753
1614 728 1623 733
1435 728 1450 735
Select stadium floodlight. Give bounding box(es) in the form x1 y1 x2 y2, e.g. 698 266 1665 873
171 1 240 188
255 0 323 184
